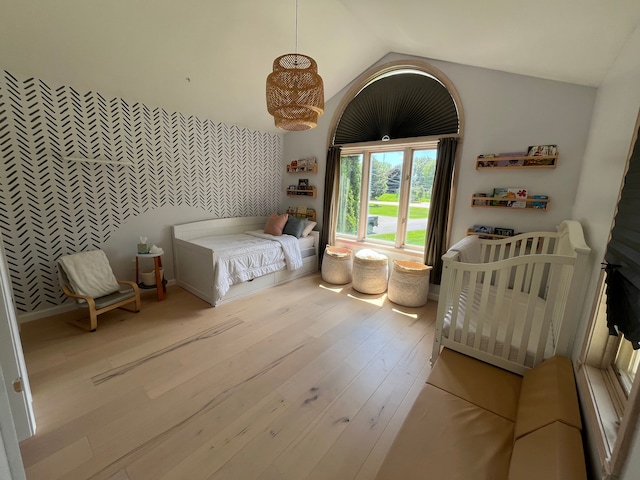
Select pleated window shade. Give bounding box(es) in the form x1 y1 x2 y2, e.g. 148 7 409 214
334 73 459 145
606 125 640 289
605 123 640 347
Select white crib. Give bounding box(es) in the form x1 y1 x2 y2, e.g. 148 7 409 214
432 220 591 375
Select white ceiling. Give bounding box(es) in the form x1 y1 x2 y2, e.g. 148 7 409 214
1 0 639 133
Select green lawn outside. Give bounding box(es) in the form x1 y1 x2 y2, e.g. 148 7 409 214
369 230 427 246
369 203 429 219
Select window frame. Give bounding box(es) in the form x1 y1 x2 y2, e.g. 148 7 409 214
577 110 640 479
336 139 439 256
579 269 640 479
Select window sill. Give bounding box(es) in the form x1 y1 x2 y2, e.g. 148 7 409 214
576 363 626 477
334 237 425 261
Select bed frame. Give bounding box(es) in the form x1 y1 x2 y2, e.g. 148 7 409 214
172 216 319 306
432 220 591 375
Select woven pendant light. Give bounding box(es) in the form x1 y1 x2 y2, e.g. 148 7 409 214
266 1 324 131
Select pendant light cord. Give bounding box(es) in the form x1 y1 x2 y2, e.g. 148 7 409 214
295 0 298 55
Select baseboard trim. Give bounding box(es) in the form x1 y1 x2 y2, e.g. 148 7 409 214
18 304 77 324
17 279 177 324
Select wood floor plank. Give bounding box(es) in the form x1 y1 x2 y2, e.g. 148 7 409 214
18 275 437 480
307 312 435 480
156 392 290 480
270 308 432 480
210 302 428 480
25 436 93 480
19 386 151 468
353 361 434 480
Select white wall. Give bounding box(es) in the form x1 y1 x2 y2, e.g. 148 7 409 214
568 25 640 480
284 53 597 243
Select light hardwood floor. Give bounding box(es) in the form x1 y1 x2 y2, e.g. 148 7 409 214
18 273 436 480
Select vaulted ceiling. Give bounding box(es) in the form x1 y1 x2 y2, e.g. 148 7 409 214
2 0 639 133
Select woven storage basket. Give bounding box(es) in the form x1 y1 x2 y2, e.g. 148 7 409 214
388 260 432 307
352 249 389 294
321 246 353 285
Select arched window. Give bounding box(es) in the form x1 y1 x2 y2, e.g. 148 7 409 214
324 61 463 282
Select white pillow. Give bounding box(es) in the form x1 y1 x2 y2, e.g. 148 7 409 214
302 220 317 237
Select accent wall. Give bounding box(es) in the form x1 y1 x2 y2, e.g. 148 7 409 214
0 69 282 315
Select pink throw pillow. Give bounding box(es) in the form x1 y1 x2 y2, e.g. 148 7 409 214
264 213 288 236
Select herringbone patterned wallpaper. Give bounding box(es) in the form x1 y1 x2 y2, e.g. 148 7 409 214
0 70 282 313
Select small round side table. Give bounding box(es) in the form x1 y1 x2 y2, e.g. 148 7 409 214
135 253 166 301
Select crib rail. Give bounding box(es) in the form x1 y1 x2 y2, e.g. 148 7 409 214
433 252 575 375
478 231 558 263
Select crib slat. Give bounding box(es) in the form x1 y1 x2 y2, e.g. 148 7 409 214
473 273 493 351
517 237 529 257
487 265 510 355
502 263 527 361
448 264 466 343
529 236 538 254
489 244 501 262
480 243 489 263
460 270 479 346
534 266 562 364
516 261 546 365
544 262 573 359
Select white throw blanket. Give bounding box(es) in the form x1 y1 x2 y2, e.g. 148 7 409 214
58 250 120 300
245 231 303 270
212 231 303 305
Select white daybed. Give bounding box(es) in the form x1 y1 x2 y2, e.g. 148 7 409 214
172 216 319 306
432 220 591 375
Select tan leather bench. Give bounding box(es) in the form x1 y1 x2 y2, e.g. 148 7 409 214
375 348 587 480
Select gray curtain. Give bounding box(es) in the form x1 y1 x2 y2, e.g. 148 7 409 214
424 137 458 284
320 146 341 263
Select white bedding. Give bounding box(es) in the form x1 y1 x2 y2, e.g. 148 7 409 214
443 285 555 368
189 230 304 305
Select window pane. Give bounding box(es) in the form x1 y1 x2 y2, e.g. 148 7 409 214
336 154 363 236
368 152 403 243
406 149 437 246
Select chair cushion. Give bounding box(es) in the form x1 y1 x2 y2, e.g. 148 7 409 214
508 422 587 480
427 348 522 421
375 384 514 480
514 355 582 440
77 289 137 310
58 250 120 299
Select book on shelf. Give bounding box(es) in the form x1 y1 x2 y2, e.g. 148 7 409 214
532 195 549 209
494 227 515 237
492 188 508 206
473 193 488 205
507 188 528 208
473 225 494 234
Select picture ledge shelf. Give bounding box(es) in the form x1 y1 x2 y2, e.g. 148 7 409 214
64 156 134 166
